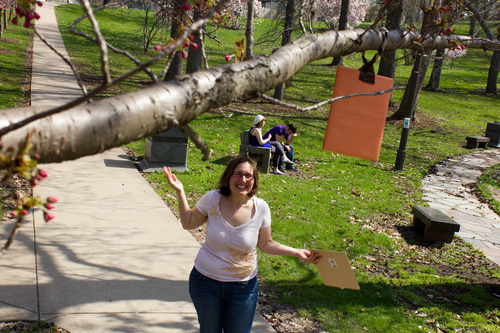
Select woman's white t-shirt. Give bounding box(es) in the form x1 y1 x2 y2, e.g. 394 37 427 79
194 190 271 282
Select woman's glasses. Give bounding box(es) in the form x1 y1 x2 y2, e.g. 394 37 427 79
232 172 254 180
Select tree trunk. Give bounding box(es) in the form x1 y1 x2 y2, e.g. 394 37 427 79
1 28 497 166
245 0 255 59
164 0 185 81
468 16 476 37
298 0 307 34
485 36 499 95
330 0 349 66
377 0 404 105
273 0 295 100
389 6 435 121
0 9 3 38
186 11 204 74
377 0 404 79
425 48 445 92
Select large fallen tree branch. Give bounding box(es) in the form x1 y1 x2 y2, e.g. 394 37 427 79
0 28 498 167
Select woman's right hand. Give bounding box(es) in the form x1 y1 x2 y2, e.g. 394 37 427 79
163 166 184 193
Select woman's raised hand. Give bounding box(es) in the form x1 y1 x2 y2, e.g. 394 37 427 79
163 166 184 193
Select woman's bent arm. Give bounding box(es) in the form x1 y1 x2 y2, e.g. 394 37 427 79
164 167 207 230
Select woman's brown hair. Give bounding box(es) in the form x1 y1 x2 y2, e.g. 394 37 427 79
218 155 259 197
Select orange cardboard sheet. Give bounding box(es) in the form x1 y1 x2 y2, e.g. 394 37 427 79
314 250 360 290
323 66 394 162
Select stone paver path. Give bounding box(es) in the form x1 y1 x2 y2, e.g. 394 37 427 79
421 149 500 266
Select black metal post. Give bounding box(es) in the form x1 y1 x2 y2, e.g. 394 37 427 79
395 118 410 171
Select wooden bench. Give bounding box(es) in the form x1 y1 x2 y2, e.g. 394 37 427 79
465 136 490 149
239 131 271 174
412 206 460 243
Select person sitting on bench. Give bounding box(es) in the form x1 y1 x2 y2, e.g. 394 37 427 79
249 115 292 175
264 123 300 172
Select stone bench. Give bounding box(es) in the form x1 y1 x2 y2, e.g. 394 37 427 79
466 136 490 149
412 206 460 243
239 131 271 174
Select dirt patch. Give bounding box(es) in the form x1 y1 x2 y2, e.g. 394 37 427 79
0 37 21 43
0 49 14 55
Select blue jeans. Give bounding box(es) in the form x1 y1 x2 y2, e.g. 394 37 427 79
189 267 258 333
279 144 294 169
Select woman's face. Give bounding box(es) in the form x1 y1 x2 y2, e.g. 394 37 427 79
229 162 255 196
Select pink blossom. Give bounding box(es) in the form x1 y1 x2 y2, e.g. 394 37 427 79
21 209 28 216
224 55 233 62
44 203 55 210
47 196 58 203
44 212 55 222
182 51 188 59
37 1 44 6
189 36 194 42
190 42 198 51
15 6 22 14
24 21 31 28
38 169 48 178
11 211 18 217
183 41 190 48
11 17 18 25
154 44 161 51
181 4 191 11
34 13 40 20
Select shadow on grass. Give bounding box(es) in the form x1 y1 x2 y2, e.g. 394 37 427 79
261 279 500 319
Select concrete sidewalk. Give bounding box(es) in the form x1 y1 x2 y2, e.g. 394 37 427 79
0 2 275 332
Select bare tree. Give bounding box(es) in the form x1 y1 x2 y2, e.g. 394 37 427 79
330 0 350 66
273 0 296 101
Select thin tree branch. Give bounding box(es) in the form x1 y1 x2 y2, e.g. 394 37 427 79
69 3 159 82
81 0 111 84
260 87 405 112
178 124 211 161
199 29 210 70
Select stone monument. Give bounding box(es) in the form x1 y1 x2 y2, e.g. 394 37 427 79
139 127 188 172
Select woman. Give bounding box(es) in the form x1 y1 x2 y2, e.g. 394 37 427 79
249 115 293 175
163 155 319 333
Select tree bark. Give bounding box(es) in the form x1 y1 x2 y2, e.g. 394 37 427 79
330 0 349 66
1 29 498 166
425 48 445 92
273 0 295 100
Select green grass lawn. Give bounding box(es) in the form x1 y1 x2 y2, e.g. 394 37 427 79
6 5 500 332
478 164 500 216
0 23 32 216
0 23 32 109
